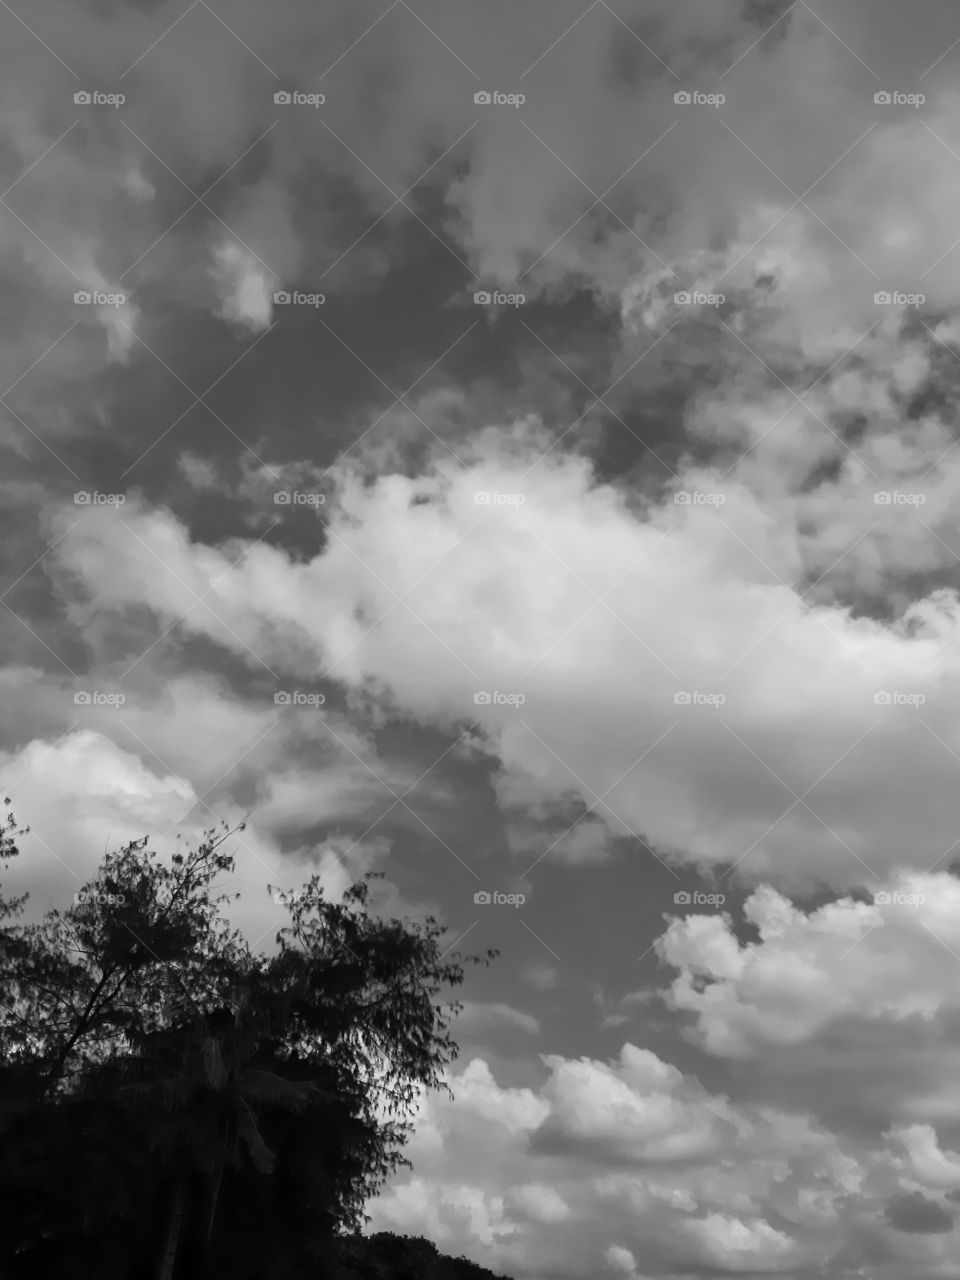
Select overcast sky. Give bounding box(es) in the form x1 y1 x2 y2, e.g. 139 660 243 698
6 0 960 1275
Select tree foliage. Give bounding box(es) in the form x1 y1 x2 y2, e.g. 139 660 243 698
0 811 501 1279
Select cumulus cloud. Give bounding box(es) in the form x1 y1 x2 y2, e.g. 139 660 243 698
656 879 960 1059
888 1125 960 1193
10 4 960 1277
0 671 431 948
44 428 960 894
366 1039 955 1279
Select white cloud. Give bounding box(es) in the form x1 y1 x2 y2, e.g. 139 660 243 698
367 1039 946 1278
507 1183 571 1225
0 721 399 952
535 1043 733 1162
684 1213 799 1271
656 878 960 1062
888 1125 960 1193
209 240 275 333
47 432 960 895
603 1243 637 1275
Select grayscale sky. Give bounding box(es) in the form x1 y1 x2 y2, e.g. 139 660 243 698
3 1 960 1276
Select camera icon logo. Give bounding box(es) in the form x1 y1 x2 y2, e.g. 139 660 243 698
474 690 492 704
674 91 691 104
474 291 491 304
673 891 691 904
873 491 891 505
474 890 491 904
673 691 692 704
74 91 91 105
273 291 291 305
274 691 292 705
474 91 492 105
74 291 92 304
674 491 691 504
73 691 92 705
274 91 291 105
874 291 892 304
73 491 91 504
674 291 692 305
873 691 891 704
274 491 292 504
874 890 891 904
874 91 892 105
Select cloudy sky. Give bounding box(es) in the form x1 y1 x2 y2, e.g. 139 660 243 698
7 0 960 1275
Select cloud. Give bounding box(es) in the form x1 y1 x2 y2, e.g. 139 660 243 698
884 1191 954 1234
507 1183 571 1226
603 1243 637 1275
684 1212 800 1271
9 7 960 1279
888 1125 960 1192
46 429 960 895
209 240 277 333
0 687 422 950
367 1039 952 1279
456 1002 541 1040
521 964 558 991
531 1044 736 1163
656 879 960 1060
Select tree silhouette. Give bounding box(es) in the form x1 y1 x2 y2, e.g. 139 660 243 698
0 819 501 1278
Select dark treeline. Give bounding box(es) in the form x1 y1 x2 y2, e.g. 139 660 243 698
0 802 509 1279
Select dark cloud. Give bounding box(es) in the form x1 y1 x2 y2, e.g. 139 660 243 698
885 1192 954 1234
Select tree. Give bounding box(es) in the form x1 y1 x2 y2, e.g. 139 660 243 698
327 1233 513 1280
0 821 497 1278
0 798 30 1128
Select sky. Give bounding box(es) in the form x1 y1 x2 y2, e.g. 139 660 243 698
5 0 960 1275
